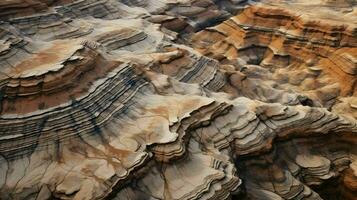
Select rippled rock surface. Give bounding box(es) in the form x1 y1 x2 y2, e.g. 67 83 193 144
0 0 357 199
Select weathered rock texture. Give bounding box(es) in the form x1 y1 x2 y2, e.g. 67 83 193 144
0 0 357 200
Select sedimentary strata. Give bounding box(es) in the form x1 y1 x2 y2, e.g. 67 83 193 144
0 0 356 200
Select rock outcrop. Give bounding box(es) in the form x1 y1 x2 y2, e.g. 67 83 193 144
0 0 356 200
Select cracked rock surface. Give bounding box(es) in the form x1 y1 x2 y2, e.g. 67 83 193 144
0 0 357 199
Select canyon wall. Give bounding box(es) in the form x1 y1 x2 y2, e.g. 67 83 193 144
0 0 356 199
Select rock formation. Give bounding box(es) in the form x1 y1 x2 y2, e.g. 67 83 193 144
0 0 356 199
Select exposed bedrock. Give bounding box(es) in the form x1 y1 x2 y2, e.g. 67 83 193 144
191 4 357 106
0 0 357 200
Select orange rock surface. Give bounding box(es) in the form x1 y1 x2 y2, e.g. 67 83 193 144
0 0 356 200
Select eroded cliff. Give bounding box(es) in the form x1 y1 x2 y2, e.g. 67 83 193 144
0 0 356 200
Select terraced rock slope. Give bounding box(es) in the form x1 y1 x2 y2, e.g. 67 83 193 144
0 0 357 199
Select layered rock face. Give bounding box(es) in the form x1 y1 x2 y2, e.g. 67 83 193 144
0 0 357 200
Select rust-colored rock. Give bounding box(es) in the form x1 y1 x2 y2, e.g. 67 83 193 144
0 0 356 200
